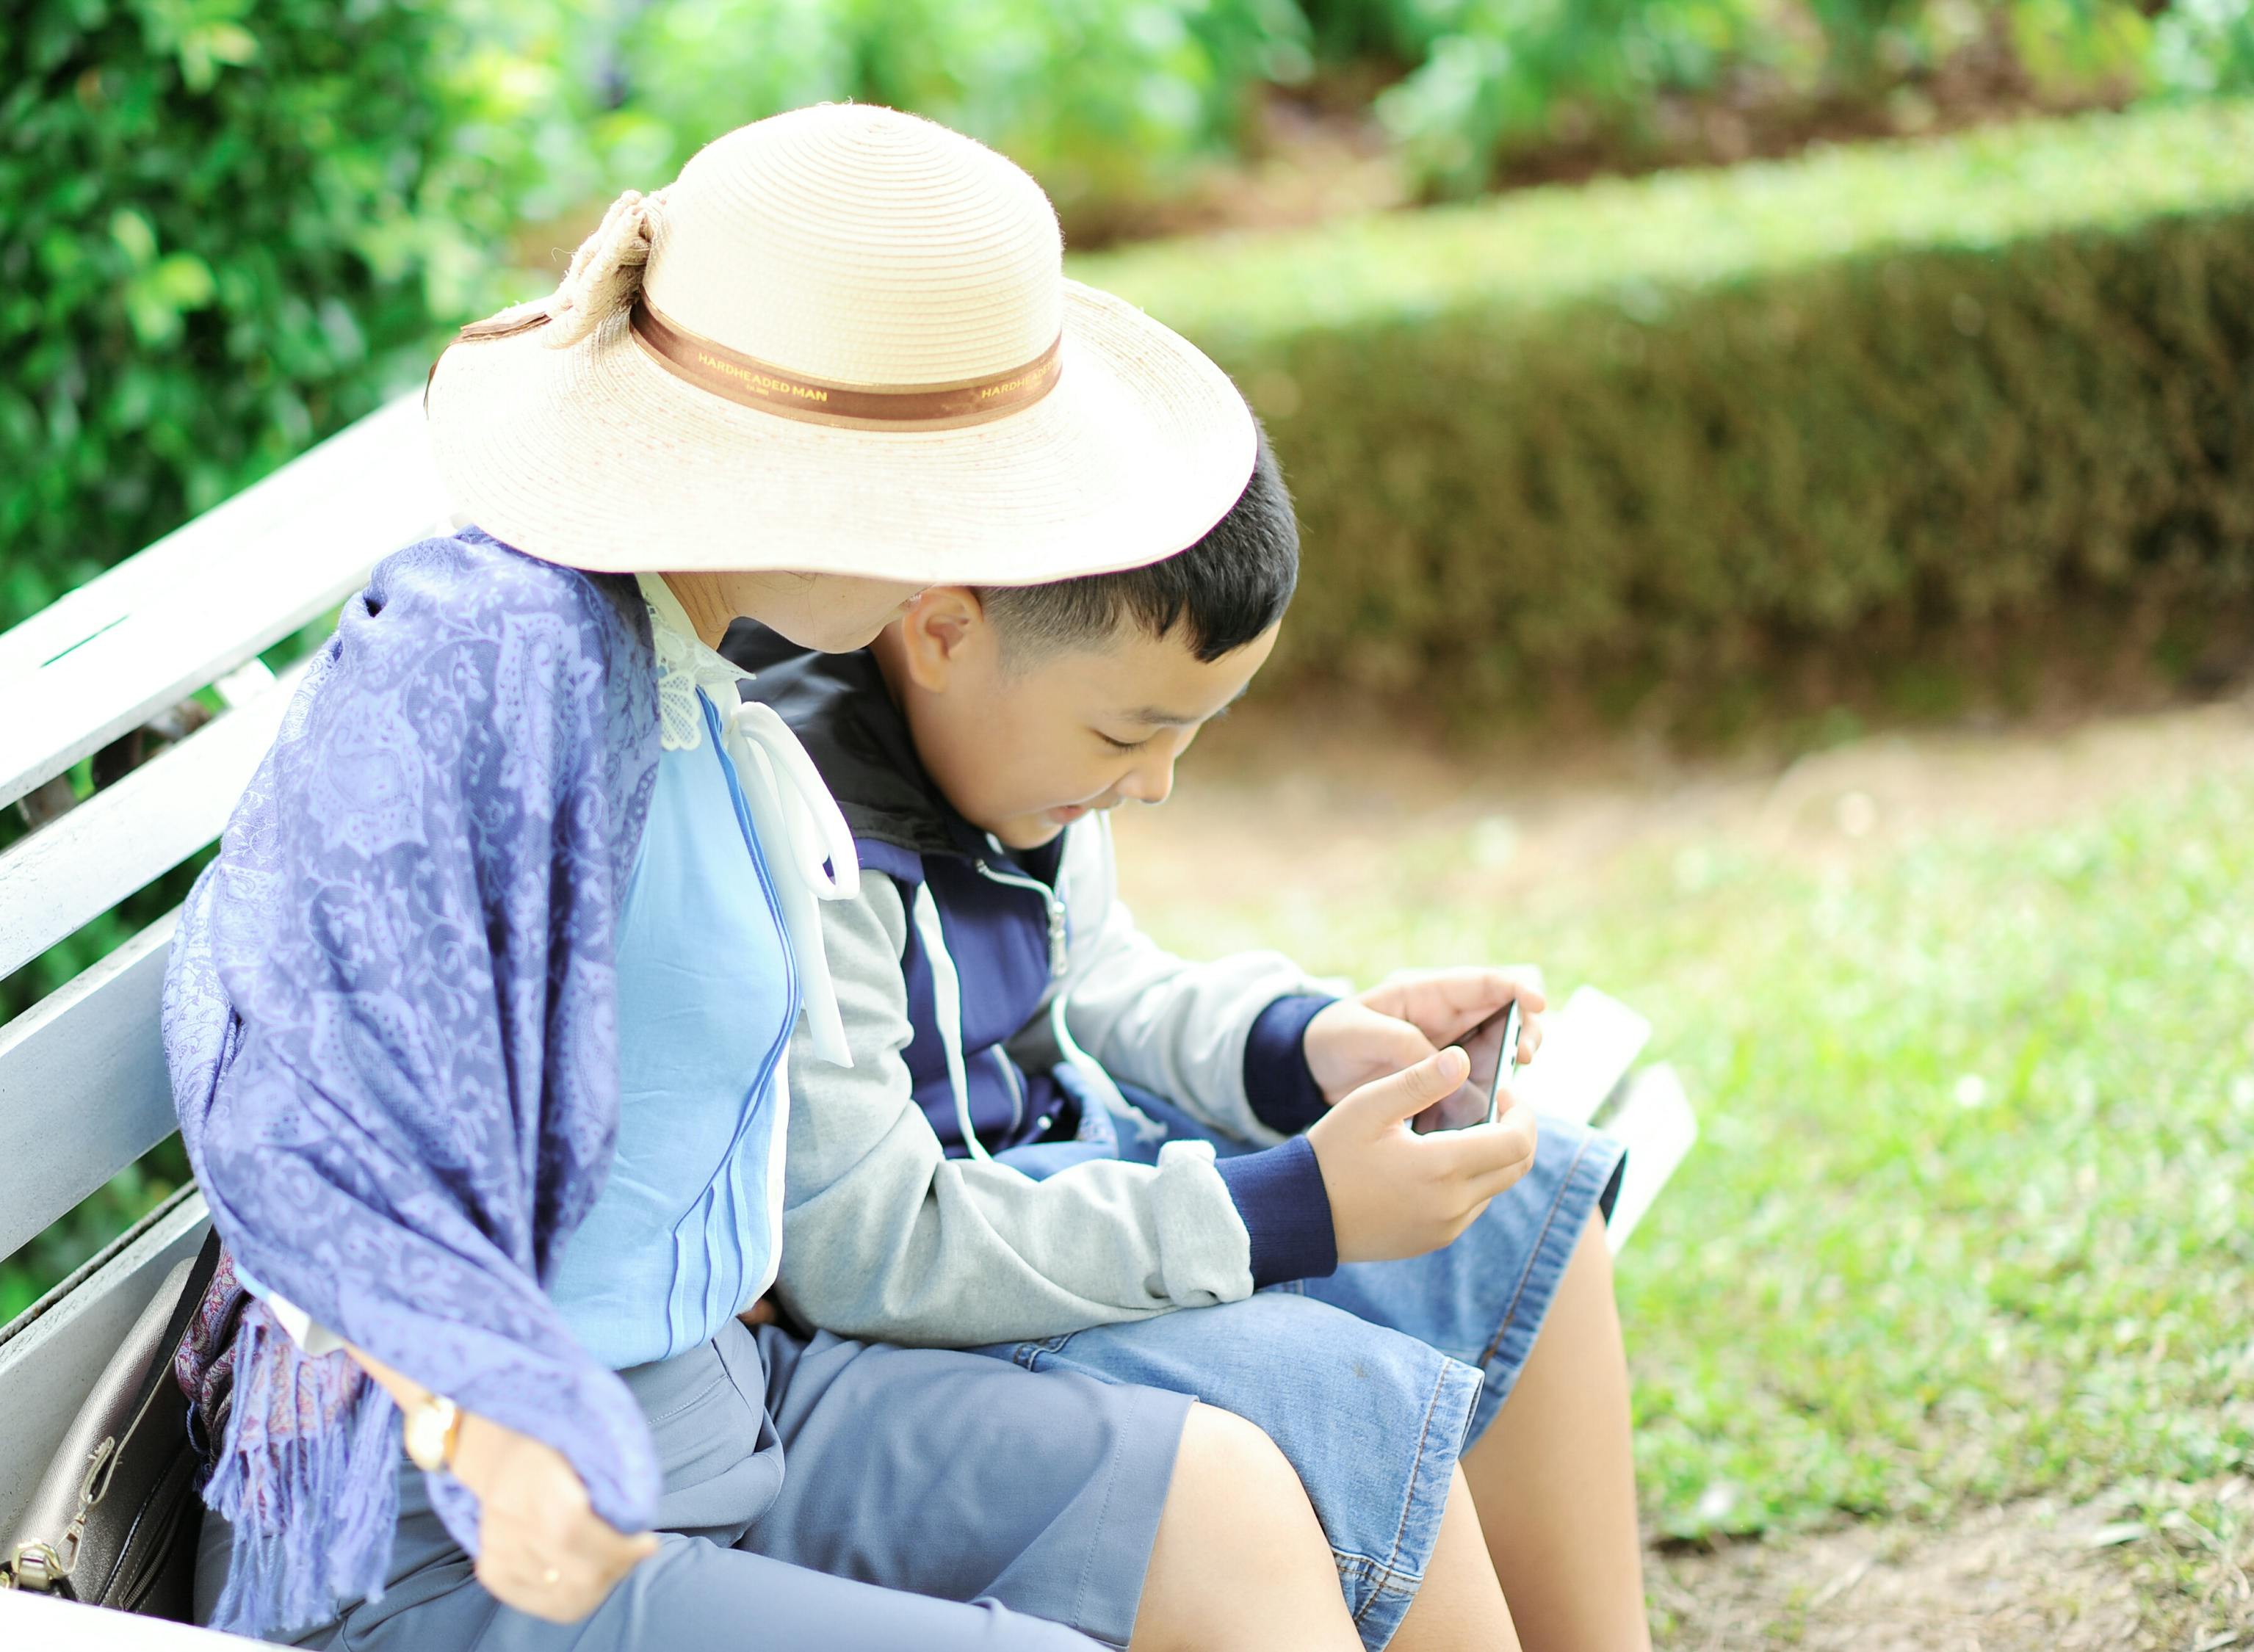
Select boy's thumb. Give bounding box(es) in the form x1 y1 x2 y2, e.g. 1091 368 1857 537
1337 1046 1471 1128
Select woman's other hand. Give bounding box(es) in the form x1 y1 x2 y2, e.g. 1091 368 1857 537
449 1413 660 1622
345 1344 657 1623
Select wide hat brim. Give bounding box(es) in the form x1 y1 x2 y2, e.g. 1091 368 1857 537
423 279 1255 584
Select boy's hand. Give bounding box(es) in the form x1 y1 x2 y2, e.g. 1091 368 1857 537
1304 970 1545 1123
1306 1046 1540 1262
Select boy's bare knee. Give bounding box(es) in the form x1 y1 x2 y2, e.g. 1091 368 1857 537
1172 1401 1315 1527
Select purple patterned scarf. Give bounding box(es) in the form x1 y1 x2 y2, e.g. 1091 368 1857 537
163 530 663 1637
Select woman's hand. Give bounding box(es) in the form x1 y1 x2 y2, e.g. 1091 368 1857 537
344 1344 656 1624
448 1413 660 1623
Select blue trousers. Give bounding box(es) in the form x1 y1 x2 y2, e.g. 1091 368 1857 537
198 1316 1190 1651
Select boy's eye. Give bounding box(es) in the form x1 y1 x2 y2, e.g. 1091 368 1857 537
1097 731 1149 753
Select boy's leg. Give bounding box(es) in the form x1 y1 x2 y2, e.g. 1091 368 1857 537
1136 1400 1363 1651
749 1319 1359 1652
1459 1214 1650 1652
1388 1466 1522 1652
1102 1087 1644 1650
975 1287 1487 1650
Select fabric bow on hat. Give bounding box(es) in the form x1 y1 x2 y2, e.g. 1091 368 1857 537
458 188 665 347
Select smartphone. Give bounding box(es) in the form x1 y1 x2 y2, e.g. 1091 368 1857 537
1427 999 1522 1131
1475 1000 1523 1126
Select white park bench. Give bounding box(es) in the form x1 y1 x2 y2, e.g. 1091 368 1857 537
0 393 1694 1644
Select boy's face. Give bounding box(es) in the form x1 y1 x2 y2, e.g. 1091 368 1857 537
875 587 1279 852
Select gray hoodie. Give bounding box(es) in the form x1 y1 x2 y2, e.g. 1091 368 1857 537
730 630 1339 1350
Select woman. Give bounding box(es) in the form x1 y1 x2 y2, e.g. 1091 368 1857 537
167 106 1364 1652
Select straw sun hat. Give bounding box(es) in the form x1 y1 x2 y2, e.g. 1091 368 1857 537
425 103 1256 584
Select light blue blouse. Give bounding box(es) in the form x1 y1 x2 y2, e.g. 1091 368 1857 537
231 570 859 1377
546 686 798 1370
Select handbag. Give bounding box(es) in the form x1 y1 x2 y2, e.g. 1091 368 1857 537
1 1228 222 1619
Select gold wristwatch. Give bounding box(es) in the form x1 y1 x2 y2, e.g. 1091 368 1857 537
402 1391 463 1473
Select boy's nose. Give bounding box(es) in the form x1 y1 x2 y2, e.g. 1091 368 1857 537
1117 753 1176 806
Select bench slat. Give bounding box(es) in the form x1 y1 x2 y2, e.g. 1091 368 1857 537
1596 1062 1697 1255
0 913 180 1258
1516 986 1652 1126
0 391 439 812
0 660 307 981
0 1592 261 1648
0 1191 207 1531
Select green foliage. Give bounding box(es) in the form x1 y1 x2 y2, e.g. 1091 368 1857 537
468 0 2254 222
1302 0 2181 195
1077 103 2254 706
505 0 1315 229
1127 761 2254 1540
2151 0 2254 98
1343 0 1777 194
0 0 522 634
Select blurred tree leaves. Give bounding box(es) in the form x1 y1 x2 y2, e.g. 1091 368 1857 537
0 0 528 634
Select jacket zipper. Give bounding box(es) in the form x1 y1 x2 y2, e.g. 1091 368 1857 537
973 858 1068 978
972 856 1065 1140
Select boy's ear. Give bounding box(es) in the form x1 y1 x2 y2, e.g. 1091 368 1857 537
894 586 989 690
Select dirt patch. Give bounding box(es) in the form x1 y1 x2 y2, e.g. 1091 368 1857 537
1650 1480 2254 1651
1112 690 2254 910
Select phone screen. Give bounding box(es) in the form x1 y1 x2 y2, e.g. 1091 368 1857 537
1424 1000 1520 1131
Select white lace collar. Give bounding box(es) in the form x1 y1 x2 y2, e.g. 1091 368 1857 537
632 575 859 912
635 574 751 751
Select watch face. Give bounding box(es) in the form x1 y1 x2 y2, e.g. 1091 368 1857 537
404 1396 455 1471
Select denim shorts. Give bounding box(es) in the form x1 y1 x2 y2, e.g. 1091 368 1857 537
986 1089 1625 1652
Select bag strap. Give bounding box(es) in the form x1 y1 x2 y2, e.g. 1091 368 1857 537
1 1225 223 1598
100 1226 225 1499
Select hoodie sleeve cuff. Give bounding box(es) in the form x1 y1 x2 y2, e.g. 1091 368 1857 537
1243 993 1337 1137
1213 1136 1337 1287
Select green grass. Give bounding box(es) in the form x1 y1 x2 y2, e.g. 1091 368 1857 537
1125 765 2254 1541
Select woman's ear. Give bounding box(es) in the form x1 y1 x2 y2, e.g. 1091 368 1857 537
895 586 987 690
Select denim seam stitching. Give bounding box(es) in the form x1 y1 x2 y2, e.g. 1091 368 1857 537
1354 1361 1454 1626
1477 1137 1594 1370
1336 1551 1429 1595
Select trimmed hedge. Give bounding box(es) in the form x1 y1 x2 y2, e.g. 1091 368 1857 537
1074 103 2254 706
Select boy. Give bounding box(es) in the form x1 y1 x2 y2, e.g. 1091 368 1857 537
724 437 1643 1651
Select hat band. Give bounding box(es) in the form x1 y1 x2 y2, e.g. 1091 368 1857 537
630 300 1063 431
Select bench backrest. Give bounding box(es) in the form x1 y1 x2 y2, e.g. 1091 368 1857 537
0 392 444 1531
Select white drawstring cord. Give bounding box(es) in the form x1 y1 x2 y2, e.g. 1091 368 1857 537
1050 995 1166 1145
911 882 991 1162
729 700 859 902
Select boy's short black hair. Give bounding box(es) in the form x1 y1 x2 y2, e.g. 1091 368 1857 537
978 425 1297 666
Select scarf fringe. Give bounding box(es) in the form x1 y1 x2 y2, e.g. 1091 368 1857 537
202 1308 402 1638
